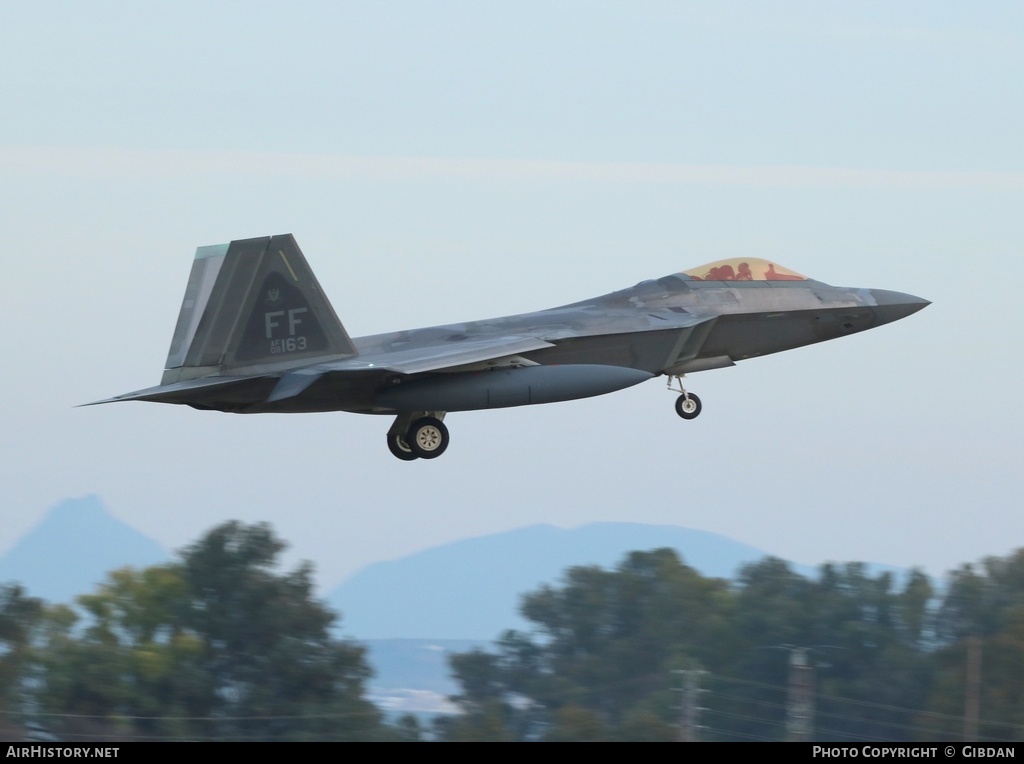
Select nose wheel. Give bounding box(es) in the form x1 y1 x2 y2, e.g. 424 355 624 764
675 393 702 419
668 375 702 420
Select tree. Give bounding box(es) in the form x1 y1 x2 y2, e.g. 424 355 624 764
443 549 732 741
921 551 1024 740
0 584 42 713
36 522 383 741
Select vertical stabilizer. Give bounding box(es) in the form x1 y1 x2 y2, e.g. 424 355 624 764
164 243 228 372
162 235 355 384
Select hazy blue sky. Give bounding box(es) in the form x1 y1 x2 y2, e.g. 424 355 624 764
2 2 1022 595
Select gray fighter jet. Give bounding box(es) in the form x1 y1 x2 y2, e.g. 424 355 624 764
87 234 928 460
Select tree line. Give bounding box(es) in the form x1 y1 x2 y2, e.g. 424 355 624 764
440 549 1024 741
1 522 1023 741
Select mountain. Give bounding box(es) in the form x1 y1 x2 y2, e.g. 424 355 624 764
0 495 168 604
328 522 814 641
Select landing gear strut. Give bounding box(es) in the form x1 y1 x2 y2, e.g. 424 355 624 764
668 375 702 420
386 412 450 461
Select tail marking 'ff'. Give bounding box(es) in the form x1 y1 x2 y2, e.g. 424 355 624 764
162 234 355 385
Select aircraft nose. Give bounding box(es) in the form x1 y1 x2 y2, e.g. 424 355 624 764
869 289 931 325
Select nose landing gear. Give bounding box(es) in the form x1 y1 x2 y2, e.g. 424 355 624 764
675 393 702 419
668 375 702 420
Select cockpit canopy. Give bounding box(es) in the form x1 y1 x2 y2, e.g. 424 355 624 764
680 258 807 282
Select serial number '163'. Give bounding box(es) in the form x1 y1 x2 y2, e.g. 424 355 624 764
270 337 307 353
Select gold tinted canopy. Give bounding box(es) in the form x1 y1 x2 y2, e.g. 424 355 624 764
681 258 807 282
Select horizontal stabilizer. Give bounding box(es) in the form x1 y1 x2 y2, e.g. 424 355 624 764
81 375 265 406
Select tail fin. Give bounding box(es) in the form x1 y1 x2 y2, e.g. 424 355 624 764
161 234 356 384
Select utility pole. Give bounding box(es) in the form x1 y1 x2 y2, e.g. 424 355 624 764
674 669 707 741
786 647 815 742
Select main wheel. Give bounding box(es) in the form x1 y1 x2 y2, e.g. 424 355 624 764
387 432 419 461
675 393 702 420
406 417 450 459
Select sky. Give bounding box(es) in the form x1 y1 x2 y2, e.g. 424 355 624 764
1 2 1022 598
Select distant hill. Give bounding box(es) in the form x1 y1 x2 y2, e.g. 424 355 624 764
0 495 168 604
328 522 816 641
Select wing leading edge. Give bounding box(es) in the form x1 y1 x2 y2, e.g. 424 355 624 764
266 335 556 403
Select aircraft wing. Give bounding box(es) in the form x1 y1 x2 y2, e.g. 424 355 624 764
266 335 555 403
351 335 556 375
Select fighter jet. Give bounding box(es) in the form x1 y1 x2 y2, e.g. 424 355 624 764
86 234 928 460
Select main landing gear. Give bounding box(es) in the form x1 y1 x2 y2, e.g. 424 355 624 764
384 376 703 460
668 375 702 420
387 412 450 461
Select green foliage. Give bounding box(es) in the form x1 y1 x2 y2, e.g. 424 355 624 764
444 549 729 741
442 549 995 742
0 584 42 712
919 551 1024 740
32 521 383 741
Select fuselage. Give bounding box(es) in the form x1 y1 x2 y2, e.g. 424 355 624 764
252 275 927 415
